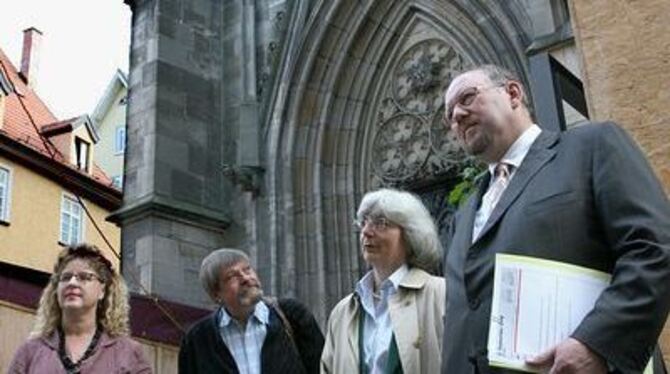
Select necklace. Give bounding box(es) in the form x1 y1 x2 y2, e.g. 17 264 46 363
58 327 101 374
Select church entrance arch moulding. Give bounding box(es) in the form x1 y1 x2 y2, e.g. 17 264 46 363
264 0 531 324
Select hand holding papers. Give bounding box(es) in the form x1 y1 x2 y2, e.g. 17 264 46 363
487 254 610 373
526 337 608 373
487 254 654 373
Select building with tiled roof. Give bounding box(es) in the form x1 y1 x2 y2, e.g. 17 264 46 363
0 28 122 274
0 29 209 373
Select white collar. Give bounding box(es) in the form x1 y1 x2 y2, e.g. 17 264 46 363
386 264 409 290
487 124 542 174
355 264 409 297
218 300 269 328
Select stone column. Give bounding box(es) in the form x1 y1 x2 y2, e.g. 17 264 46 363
113 0 228 307
569 0 670 364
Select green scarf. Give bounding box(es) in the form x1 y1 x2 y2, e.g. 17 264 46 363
357 304 403 374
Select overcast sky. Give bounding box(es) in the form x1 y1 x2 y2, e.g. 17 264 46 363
0 0 131 119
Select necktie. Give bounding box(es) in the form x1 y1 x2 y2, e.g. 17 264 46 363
487 163 511 211
472 162 512 241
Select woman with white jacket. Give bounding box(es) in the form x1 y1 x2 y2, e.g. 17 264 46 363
321 188 445 374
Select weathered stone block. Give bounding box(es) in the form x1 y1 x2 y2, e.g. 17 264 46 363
171 169 203 206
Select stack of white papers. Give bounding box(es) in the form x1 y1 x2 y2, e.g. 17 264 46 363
487 254 651 373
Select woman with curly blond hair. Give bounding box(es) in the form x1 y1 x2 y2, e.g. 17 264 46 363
8 244 151 373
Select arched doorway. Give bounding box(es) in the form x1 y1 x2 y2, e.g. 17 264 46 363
264 0 532 323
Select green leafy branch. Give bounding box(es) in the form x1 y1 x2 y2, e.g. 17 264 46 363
447 158 485 206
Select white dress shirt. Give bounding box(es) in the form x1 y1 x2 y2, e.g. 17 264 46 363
355 264 408 374
218 301 270 374
472 124 542 241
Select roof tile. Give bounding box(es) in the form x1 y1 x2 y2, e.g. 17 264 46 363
0 48 114 188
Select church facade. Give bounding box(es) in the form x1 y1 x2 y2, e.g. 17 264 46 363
115 0 668 345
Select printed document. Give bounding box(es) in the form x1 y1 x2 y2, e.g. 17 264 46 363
487 253 610 372
488 254 653 373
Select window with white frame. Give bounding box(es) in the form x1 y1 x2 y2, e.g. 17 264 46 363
60 196 83 245
115 126 126 154
75 137 90 172
112 175 123 189
0 166 10 222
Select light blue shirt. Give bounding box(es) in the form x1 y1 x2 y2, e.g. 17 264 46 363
355 265 408 374
473 124 542 241
218 301 270 374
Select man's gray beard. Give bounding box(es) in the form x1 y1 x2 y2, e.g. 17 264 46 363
239 286 264 306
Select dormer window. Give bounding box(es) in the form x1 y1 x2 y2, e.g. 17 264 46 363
75 137 90 172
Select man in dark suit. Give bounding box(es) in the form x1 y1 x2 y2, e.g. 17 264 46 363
441 64 670 373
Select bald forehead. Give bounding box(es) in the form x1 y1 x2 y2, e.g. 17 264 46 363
445 70 492 101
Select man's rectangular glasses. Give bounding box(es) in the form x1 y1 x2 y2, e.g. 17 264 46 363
444 84 505 125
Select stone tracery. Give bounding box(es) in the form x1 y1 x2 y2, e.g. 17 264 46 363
372 38 468 187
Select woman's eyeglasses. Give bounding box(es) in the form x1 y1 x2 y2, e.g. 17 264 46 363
58 272 102 283
353 216 392 231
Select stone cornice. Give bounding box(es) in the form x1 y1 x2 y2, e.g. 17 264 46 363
108 194 230 232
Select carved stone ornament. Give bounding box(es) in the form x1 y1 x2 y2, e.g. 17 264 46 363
221 164 265 196
392 39 465 115
425 106 466 175
371 38 467 186
371 113 430 182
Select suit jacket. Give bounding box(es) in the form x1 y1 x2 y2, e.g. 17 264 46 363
321 268 445 374
179 298 325 374
441 122 670 374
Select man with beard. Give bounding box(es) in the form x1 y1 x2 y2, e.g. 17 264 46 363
178 248 324 373
441 64 670 373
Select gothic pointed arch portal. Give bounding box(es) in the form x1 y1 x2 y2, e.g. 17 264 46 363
265 0 531 323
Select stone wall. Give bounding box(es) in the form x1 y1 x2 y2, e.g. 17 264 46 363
115 0 229 307
569 0 670 364
570 0 670 194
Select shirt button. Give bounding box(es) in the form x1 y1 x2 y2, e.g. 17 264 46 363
468 298 481 310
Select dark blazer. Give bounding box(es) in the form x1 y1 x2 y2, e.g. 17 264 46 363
442 122 670 374
178 298 325 374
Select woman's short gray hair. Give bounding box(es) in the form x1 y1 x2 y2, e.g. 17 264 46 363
356 188 442 273
199 248 250 301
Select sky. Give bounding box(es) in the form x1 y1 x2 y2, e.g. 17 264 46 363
0 0 131 119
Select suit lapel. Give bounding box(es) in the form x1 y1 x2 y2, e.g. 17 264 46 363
389 291 419 372
347 295 360 365
389 269 427 373
474 131 560 243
